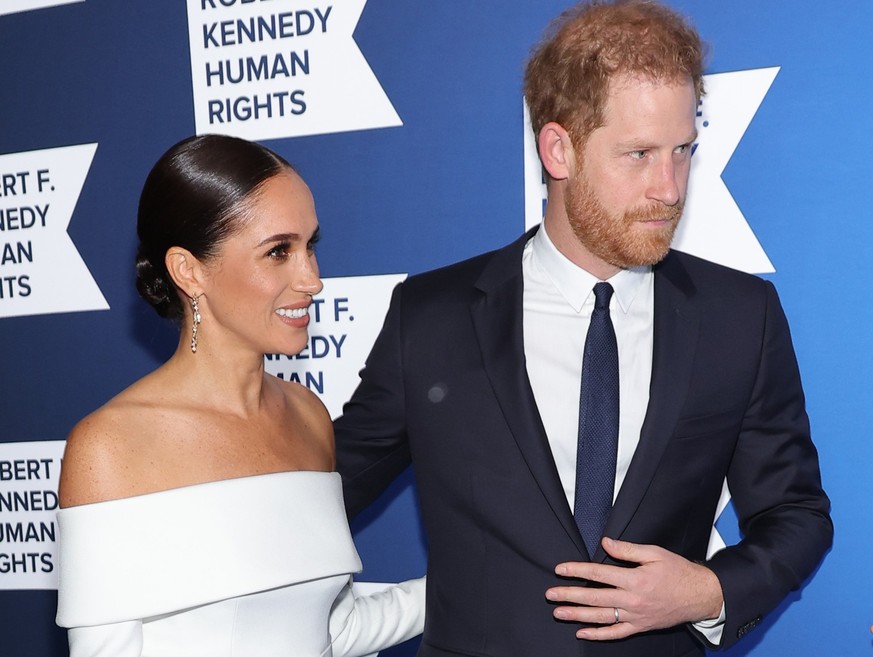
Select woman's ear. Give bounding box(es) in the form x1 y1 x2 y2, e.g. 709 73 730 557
165 247 206 299
538 122 577 181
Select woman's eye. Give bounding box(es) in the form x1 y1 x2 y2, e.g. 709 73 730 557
308 230 321 254
267 243 290 258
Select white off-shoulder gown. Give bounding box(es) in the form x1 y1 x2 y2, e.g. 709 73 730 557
55 471 424 657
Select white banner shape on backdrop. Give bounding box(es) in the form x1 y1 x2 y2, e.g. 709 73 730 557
677 67 779 274
522 102 547 236
523 67 780 275
0 440 65 590
187 0 402 141
0 0 82 17
264 273 406 419
706 479 733 559
0 143 108 318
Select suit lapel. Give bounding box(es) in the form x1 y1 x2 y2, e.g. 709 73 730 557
600 251 700 559
470 230 589 556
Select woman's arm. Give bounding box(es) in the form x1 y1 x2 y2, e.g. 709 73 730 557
67 622 144 657
329 576 426 657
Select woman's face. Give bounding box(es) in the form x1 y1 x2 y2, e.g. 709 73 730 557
199 170 323 357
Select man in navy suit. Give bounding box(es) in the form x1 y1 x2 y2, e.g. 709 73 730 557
335 2 831 655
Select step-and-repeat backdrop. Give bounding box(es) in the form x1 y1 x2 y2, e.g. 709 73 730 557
1 1 869 655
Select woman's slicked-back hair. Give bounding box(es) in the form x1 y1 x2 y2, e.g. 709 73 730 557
135 134 294 320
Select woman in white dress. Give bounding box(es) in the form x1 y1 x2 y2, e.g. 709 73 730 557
55 134 425 657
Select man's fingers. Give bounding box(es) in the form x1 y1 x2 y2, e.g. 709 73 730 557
554 560 632 590
551 602 638 641
601 536 661 564
576 622 636 641
546 585 621 608
553 604 620 625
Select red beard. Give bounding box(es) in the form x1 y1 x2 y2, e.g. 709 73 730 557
564 171 683 269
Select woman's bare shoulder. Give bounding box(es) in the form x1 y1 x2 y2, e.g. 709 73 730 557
59 381 170 507
61 405 134 507
282 378 330 416
273 378 334 465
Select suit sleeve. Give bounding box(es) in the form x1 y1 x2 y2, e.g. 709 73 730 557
705 281 832 649
334 283 413 518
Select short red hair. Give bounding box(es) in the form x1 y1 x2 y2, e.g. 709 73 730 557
524 0 706 147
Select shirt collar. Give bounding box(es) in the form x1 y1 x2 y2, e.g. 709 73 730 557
531 223 651 314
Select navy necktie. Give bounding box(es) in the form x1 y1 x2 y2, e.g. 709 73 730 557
574 282 619 559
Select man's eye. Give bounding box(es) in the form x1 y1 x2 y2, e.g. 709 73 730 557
629 150 647 160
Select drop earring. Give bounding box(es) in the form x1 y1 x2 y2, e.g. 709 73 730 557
190 295 201 353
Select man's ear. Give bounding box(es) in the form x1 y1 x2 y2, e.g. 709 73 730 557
165 247 205 299
538 122 577 181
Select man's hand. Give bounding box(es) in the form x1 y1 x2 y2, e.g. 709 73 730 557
545 537 724 641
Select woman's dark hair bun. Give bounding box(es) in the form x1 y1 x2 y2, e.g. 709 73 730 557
134 248 176 319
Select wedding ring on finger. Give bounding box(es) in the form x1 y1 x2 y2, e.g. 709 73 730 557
614 607 620 624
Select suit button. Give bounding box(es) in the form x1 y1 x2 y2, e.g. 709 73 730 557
736 616 762 638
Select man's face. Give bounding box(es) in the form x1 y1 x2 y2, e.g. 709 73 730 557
565 74 697 269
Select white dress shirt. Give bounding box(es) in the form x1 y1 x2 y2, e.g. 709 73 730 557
523 224 653 508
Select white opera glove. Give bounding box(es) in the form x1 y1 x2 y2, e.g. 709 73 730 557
67 620 143 657
329 576 426 657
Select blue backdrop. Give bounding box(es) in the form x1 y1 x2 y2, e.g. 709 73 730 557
1 1 869 655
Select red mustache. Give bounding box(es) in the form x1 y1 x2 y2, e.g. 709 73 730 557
626 202 683 223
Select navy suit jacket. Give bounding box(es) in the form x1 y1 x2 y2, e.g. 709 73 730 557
335 229 832 657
